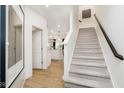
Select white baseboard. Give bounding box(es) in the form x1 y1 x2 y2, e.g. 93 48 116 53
21 79 25 88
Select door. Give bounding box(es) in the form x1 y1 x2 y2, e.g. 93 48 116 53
32 30 43 69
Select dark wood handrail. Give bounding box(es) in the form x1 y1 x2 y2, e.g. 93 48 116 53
94 14 124 60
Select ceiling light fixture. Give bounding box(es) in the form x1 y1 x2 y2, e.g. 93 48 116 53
45 5 49 7
57 24 60 28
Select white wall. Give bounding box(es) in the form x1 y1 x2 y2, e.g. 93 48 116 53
78 5 95 28
63 6 79 80
24 6 49 79
94 5 124 87
10 6 50 87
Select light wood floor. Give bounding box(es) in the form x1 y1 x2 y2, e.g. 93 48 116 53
23 60 64 88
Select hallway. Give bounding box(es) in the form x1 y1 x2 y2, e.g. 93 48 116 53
23 60 64 88
1 5 124 88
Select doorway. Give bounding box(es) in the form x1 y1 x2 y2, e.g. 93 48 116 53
0 5 6 88
32 26 43 69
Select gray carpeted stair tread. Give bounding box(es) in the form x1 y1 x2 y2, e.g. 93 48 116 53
69 73 110 82
73 53 103 57
71 60 106 68
65 76 113 88
72 58 105 63
73 55 104 60
64 82 91 88
75 48 102 53
74 51 102 54
76 42 100 45
75 45 101 49
70 66 110 78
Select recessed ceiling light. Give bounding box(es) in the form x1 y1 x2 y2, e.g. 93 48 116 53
45 5 49 7
57 24 60 28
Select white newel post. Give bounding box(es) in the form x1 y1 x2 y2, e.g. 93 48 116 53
63 44 69 80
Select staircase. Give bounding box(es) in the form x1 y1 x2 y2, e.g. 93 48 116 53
64 27 113 88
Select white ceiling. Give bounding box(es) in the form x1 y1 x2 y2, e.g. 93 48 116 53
29 5 73 34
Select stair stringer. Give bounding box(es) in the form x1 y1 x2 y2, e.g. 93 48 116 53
94 25 115 87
